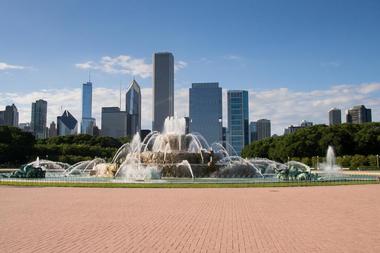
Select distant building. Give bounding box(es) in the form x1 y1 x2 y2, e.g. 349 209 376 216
93 125 100 137
152 52 174 132
222 127 227 148
300 120 313 127
256 119 271 141
101 107 127 138
48 121 57 137
57 110 78 136
329 108 342 126
18 123 32 133
227 90 249 155
0 104 19 127
346 105 372 124
284 120 313 135
250 122 257 143
184 116 190 134
81 81 95 135
126 79 141 137
140 129 151 141
31 99 47 139
189 82 222 145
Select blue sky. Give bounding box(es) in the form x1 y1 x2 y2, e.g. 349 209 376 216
0 0 379 133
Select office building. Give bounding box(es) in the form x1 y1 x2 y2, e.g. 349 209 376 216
329 108 342 126
48 121 57 137
31 99 47 139
152 52 174 132
284 120 313 135
126 79 141 137
81 81 95 135
227 90 249 155
250 122 258 142
189 82 222 144
57 110 78 136
346 105 372 124
256 119 271 140
0 104 19 127
18 123 32 133
101 107 127 138
222 127 227 148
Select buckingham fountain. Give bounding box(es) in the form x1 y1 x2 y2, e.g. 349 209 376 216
4 117 373 184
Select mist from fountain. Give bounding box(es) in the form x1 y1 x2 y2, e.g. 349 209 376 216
320 146 342 174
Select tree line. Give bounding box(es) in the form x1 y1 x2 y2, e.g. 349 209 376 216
241 123 380 163
0 126 130 166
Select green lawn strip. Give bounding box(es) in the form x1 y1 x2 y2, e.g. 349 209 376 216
0 180 378 188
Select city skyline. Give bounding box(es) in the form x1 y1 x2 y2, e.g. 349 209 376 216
0 1 380 134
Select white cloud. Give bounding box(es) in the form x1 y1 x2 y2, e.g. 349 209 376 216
223 54 242 61
76 55 152 78
1 82 379 135
174 61 188 72
0 62 25 70
320 61 341 68
76 55 187 78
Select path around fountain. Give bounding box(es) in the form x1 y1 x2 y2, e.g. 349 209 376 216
1 185 380 253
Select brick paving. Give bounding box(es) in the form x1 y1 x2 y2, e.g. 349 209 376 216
0 185 380 253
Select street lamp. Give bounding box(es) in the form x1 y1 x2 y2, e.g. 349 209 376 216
377 154 379 169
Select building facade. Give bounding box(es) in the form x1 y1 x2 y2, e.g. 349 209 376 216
152 52 174 132
249 122 258 142
81 81 95 135
227 90 249 155
126 79 141 137
48 121 57 137
189 82 222 145
57 110 78 136
101 107 127 138
256 119 271 141
329 108 342 126
31 99 47 139
346 105 372 124
0 104 19 127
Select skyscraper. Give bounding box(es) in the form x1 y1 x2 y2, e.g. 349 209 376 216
81 81 95 135
0 104 18 127
346 105 372 124
57 110 78 136
126 79 141 137
49 121 57 137
329 108 342 126
189 82 222 144
227 90 249 155
249 122 258 142
101 107 127 138
152 52 174 132
31 99 47 139
256 119 271 140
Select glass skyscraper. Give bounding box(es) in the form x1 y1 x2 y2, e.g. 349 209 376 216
126 79 141 137
189 82 222 145
227 90 249 155
81 81 95 135
152 52 174 132
31 99 47 139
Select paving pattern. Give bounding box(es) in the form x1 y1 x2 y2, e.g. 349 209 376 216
1 185 380 253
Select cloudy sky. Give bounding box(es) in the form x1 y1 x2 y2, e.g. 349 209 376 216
1 0 379 134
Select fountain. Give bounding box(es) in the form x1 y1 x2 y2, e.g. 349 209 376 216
319 146 342 175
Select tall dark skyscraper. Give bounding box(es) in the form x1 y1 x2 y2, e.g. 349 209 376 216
189 82 222 144
227 90 249 155
101 107 127 138
126 79 141 137
31 99 47 139
152 52 174 132
256 119 271 140
329 108 342 126
0 104 18 127
81 81 95 135
346 105 372 124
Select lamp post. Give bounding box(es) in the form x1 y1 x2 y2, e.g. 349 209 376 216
317 156 319 170
377 154 379 169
